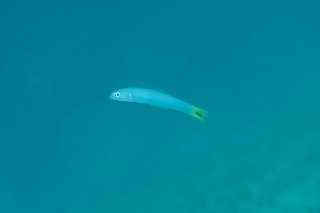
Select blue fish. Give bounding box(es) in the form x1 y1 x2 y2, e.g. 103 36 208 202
110 87 208 121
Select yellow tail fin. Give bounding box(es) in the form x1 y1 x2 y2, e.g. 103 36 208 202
191 106 208 121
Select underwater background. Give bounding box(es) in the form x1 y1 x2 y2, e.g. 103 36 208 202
1 0 320 212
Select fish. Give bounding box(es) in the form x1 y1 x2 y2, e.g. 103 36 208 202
109 87 208 121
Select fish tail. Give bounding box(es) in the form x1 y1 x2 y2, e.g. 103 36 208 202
190 106 208 121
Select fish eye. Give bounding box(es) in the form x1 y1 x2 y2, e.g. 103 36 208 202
114 92 120 97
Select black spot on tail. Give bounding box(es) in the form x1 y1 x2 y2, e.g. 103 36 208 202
195 112 202 118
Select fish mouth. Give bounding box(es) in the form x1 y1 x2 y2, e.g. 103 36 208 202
109 95 120 101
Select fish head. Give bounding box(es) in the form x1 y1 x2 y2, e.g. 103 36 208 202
109 89 132 101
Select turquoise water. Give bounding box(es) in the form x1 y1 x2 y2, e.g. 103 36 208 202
1 0 319 212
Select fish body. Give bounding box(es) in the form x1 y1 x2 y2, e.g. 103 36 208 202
109 87 207 121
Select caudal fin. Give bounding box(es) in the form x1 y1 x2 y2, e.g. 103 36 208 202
191 106 208 121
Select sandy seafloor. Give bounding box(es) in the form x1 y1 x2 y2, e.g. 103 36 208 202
109 124 320 213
